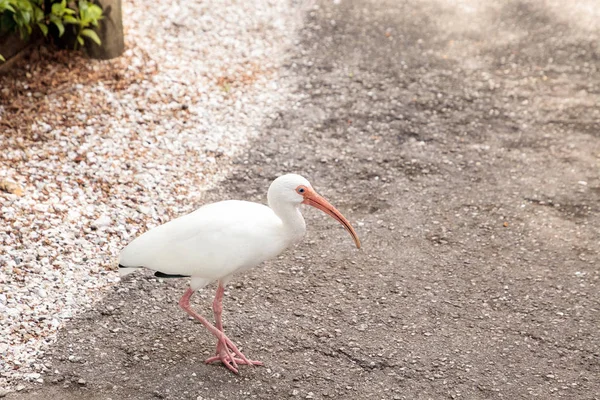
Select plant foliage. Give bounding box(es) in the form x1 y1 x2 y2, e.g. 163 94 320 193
0 0 103 61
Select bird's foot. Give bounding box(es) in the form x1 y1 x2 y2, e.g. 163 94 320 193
205 353 263 372
205 337 263 373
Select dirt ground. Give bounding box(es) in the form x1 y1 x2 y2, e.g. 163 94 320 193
9 0 600 398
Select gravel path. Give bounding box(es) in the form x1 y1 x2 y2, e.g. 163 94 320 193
0 0 306 389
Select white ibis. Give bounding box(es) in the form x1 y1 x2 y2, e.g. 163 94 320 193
118 174 360 373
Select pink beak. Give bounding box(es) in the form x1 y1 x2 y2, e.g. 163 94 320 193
302 188 361 249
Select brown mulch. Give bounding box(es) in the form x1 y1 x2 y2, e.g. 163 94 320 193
0 44 157 139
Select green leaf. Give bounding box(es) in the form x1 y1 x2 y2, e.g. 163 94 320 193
79 13 89 26
77 35 84 45
33 5 43 22
1 3 15 13
63 15 78 24
63 7 76 15
87 4 103 20
0 54 5 62
80 28 100 44
78 0 88 15
20 0 34 12
51 2 63 15
37 21 48 36
21 10 31 24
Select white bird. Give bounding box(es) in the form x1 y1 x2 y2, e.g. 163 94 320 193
118 174 361 373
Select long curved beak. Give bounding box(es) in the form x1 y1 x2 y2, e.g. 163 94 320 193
302 188 361 249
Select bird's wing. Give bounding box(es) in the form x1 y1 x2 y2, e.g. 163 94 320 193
119 200 289 279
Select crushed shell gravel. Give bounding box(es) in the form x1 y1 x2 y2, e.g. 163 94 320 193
0 0 309 388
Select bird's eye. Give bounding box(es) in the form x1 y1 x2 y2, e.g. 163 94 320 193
297 187 305 194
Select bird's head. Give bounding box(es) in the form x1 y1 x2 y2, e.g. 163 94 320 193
268 174 361 249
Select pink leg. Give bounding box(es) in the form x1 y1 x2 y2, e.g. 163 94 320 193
178 287 261 373
213 282 226 333
205 282 263 367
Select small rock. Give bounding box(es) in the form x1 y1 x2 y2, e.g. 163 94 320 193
137 205 152 215
0 180 24 196
78 378 87 385
92 215 112 229
34 204 49 212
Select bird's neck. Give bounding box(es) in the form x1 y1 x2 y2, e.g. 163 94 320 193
269 201 306 241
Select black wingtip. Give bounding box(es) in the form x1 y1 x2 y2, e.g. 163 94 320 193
119 263 143 269
154 271 190 279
